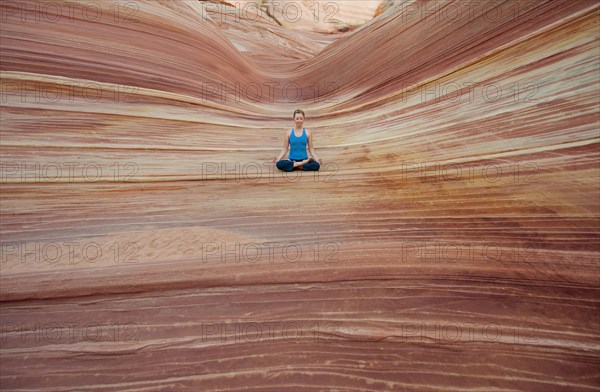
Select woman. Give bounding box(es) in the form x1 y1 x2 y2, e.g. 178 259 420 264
273 109 322 172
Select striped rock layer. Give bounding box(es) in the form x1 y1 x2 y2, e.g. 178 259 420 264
1 0 599 390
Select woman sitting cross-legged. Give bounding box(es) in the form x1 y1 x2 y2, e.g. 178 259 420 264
273 109 322 172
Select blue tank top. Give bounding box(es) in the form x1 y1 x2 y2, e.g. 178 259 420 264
288 128 308 160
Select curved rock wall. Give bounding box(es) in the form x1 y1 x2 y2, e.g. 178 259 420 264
1 0 599 390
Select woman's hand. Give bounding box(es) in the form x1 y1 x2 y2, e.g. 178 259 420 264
272 156 280 164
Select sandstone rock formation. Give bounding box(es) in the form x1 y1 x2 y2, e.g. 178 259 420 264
1 0 599 390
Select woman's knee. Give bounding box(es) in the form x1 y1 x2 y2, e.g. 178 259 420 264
302 161 320 171
276 160 292 172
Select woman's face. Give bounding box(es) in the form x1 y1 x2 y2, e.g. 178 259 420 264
294 113 304 127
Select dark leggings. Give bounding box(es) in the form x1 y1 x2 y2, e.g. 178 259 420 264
276 159 320 172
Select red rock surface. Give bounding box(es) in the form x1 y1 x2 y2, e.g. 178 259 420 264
1 0 599 390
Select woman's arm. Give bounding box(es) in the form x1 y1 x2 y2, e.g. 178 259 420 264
273 131 289 163
307 130 321 164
